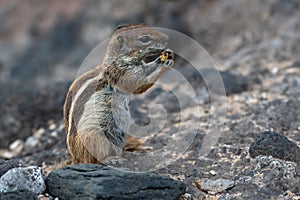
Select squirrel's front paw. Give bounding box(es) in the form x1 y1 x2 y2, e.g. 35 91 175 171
159 49 174 68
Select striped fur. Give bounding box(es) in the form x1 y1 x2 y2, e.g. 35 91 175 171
64 24 174 164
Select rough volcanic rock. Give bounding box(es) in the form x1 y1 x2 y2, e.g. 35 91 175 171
45 164 186 200
0 159 19 177
249 131 300 163
0 190 37 200
0 166 45 194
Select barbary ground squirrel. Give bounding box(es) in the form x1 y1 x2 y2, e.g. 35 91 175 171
64 24 174 164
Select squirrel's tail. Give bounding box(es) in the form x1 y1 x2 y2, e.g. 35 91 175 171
44 158 72 175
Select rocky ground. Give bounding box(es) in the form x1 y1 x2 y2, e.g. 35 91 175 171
0 0 300 199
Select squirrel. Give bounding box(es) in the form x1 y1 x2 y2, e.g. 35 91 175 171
63 24 174 164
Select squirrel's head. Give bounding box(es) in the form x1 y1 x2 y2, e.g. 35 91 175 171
106 24 169 58
101 24 173 94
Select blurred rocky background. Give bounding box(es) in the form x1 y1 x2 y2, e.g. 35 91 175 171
0 0 300 199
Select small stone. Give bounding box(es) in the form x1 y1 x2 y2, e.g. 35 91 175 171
48 124 56 131
25 136 39 148
271 67 279 74
195 178 235 195
50 131 58 137
261 92 268 99
0 166 45 194
209 170 217 176
179 193 192 200
37 194 51 200
9 140 24 153
57 123 65 132
177 174 185 181
237 176 252 184
33 128 45 138
0 150 14 159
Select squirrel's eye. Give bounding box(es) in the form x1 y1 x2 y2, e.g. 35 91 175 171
139 35 151 44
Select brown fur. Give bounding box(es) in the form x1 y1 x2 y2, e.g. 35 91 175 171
133 83 155 94
64 24 173 165
64 68 99 132
123 135 143 151
114 23 149 35
68 131 111 164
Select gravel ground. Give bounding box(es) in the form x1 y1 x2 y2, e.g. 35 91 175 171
0 0 300 199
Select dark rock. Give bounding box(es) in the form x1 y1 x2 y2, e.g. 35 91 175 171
0 159 19 177
0 190 37 200
183 68 248 96
45 164 186 200
0 82 69 148
220 71 248 95
249 131 300 163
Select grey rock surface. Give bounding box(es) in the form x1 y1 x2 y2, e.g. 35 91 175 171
0 166 45 194
45 164 186 200
0 190 37 200
195 178 235 195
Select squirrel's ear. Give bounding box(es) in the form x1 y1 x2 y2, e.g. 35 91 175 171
117 36 126 54
117 36 123 44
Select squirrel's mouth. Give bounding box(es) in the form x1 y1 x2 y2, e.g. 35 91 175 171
142 48 163 76
143 49 162 64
